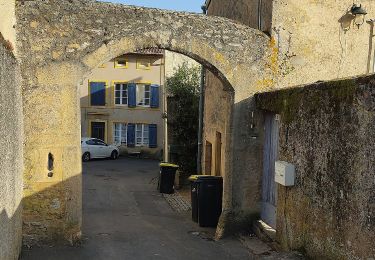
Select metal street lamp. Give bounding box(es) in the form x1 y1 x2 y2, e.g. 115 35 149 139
351 4 367 27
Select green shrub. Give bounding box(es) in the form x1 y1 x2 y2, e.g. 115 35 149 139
167 63 200 175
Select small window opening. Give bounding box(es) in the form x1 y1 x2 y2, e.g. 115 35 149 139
48 153 54 171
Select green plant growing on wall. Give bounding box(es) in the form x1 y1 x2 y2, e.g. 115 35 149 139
167 62 200 177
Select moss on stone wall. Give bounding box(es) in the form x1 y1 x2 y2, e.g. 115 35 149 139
256 77 359 124
255 87 303 123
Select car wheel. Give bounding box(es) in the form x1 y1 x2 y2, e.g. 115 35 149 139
111 150 118 160
82 152 90 162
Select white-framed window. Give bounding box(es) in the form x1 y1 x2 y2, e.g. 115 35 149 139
114 83 128 105
136 84 151 107
113 123 127 144
136 124 149 146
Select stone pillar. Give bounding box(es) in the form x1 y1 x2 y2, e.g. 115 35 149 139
22 63 83 245
216 94 264 238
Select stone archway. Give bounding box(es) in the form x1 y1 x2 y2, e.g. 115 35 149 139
17 0 272 244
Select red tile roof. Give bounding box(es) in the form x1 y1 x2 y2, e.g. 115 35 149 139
130 47 164 55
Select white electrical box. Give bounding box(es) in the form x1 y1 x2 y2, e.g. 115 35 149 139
275 161 295 186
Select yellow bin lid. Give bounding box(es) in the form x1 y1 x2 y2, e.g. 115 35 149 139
188 175 207 181
160 163 179 168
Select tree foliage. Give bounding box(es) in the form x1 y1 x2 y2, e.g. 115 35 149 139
167 63 200 175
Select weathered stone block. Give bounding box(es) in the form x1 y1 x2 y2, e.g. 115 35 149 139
256 74 375 259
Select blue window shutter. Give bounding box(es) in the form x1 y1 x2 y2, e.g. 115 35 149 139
128 83 136 108
149 124 157 148
127 123 136 147
90 82 106 106
150 84 160 108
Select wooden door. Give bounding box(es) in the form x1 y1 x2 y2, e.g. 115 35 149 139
91 122 106 142
215 132 222 176
261 113 279 229
205 141 212 175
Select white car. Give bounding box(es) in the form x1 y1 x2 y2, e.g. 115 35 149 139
81 137 120 162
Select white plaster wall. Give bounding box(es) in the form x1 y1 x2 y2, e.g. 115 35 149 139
0 0 16 51
164 50 200 78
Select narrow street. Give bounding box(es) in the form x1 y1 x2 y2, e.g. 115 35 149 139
21 158 253 260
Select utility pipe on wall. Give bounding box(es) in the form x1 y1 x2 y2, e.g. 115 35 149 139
197 4 207 174
162 53 169 162
258 0 262 30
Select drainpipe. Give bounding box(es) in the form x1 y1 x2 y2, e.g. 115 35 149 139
197 5 207 174
369 19 375 73
258 0 262 30
162 52 169 162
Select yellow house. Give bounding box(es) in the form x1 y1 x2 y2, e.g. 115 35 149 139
80 49 165 158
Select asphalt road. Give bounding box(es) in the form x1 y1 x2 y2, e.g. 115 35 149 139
21 157 253 260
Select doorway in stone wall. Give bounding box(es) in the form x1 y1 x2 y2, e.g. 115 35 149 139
261 112 279 229
79 48 230 244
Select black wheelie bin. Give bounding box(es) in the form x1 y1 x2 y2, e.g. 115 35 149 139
158 163 179 194
189 175 223 227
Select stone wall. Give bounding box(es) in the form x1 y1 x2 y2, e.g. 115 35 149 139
204 0 375 238
206 0 273 33
202 71 234 228
202 71 232 178
256 75 375 259
204 0 273 236
0 35 23 259
272 0 375 89
16 0 272 243
206 0 375 88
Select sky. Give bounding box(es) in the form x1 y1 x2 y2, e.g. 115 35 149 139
100 0 204 13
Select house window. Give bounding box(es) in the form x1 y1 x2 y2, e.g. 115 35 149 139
136 84 151 107
114 83 128 105
136 59 151 70
113 123 127 144
114 58 128 68
136 124 149 146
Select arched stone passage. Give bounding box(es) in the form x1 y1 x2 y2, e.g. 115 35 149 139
17 0 272 243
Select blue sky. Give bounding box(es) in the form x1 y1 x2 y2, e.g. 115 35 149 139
100 0 204 13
